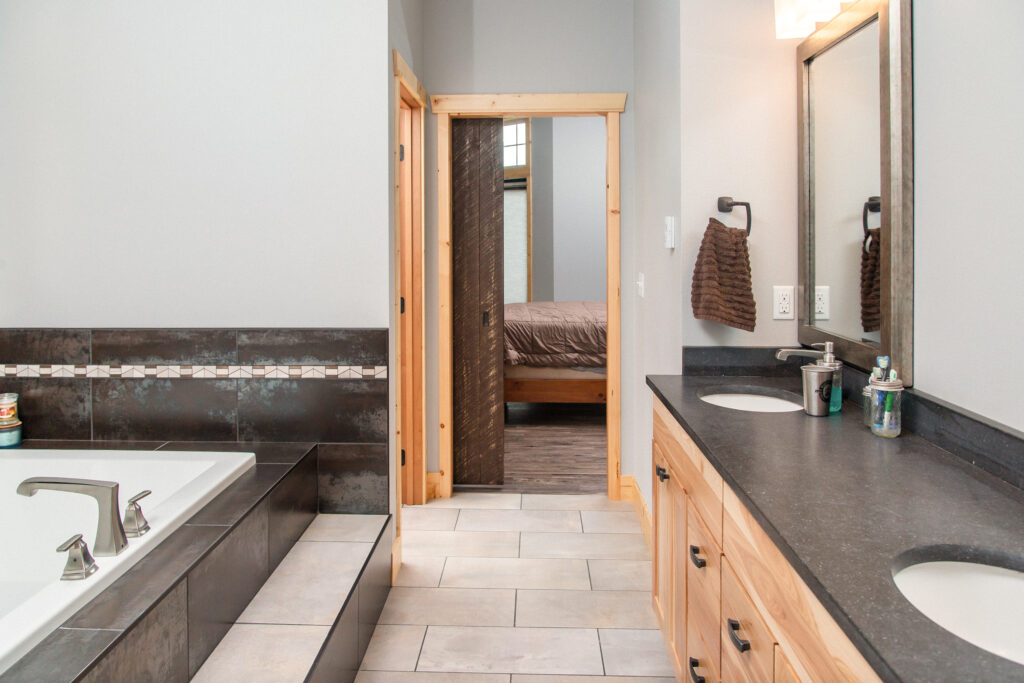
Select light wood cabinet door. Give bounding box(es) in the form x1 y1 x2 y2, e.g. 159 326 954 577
687 500 722 673
775 644 803 683
687 621 721 683
669 473 688 672
651 441 672 630
721 558 775 683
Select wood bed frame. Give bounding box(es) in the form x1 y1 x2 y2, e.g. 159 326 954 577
504 377 607 404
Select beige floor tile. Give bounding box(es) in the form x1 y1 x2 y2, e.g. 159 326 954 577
456 509 582 533
515 589 658 629
394 556 448 587
521 494 633 511
380 587 516 626
238 541 370 625
300 514 388 542
402 529 520 558
425 492 522 509
402 506 461 530
599 628 675 677
520 532 649 560
440 557 591 590
580 510 641 534
587 559 653 591
360 624 427 671
192 624 328 683
512 676 672 682
358 673 510 682
417 626 604 675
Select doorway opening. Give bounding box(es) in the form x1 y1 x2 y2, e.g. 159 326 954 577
432 93 626 501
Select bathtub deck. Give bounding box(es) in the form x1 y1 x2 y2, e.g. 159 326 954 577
192 514 391 682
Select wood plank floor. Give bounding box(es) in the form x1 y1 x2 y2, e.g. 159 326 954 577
495 402 607 494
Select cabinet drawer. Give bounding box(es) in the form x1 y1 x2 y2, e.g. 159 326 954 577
654 399 723 544
686 623 720 683
723 487 879 682
721 558 775 683
686 500 721 671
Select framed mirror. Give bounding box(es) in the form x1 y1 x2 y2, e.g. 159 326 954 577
797 0 914 383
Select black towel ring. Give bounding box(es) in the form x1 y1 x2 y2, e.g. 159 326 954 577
862 196 881 238
717 196 751 235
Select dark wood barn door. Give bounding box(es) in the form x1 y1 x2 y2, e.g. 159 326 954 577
452 118 504 486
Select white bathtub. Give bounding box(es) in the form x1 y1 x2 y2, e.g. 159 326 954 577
0 449 255 674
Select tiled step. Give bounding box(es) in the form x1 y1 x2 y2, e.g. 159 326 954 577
192 514 392 683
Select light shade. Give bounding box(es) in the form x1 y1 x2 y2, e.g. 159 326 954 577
774 0 841 39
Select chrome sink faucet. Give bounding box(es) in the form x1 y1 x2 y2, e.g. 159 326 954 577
17 477 129 556
775 348 825 361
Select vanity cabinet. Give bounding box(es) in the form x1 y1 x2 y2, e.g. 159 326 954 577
651 397 878 682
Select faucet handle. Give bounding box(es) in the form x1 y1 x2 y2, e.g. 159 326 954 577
57 534 99 580
124 490 152 537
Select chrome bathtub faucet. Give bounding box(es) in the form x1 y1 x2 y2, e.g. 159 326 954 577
16 477 129 556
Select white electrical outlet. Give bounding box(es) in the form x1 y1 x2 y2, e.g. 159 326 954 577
637 272 645 298
773 285 795 320
814 285 830 319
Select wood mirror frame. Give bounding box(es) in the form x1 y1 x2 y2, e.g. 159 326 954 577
797 0 914 383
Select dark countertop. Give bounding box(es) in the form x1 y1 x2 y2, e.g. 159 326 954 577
646 375 1024 683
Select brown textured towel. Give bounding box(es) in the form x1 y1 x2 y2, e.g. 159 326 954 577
860 227 881 332
691 218 756 332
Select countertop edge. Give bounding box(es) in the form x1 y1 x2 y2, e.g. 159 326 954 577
646 375 899 682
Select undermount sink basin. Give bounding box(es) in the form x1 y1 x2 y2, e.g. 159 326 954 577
697 385 802 413
893 556 1024 665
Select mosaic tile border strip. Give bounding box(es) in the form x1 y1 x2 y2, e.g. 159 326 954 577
2 364 387 380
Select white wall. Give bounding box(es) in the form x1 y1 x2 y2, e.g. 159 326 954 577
913 1 1024 431
420 0 635 472
680 0 800 348
632 0 684 507
531 118 555 301
0 1 389 328
552 117 608 302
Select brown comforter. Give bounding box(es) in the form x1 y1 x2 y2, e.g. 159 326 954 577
504 301 606 367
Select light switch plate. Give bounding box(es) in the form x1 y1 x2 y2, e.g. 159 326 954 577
773 285 795 320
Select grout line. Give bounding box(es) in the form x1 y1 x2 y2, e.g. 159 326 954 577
586 559 594 590
513 588 518 627
413 624 429 672
438 556 449 588
597 627 607 675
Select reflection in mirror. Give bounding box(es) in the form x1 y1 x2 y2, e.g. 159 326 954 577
809 18 880 343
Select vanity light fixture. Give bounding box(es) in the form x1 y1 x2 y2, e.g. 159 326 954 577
774 0 841 39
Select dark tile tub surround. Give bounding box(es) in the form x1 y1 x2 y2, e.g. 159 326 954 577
647 375 1024 681
0 329 91 364
0 327 388 444
0 441 317 683
318 443 389 514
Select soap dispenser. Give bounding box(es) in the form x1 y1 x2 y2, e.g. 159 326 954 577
816 342 843 414
798 343 843 416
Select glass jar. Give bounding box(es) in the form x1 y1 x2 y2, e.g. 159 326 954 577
861 385 873 427
869 378 904 438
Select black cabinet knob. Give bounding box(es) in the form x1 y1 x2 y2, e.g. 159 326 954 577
688 657 706 683
689 544 707 569
728 618 751 653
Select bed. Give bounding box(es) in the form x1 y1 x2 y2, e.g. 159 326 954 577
503 301 607 403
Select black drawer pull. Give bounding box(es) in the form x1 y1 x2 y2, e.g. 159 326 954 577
688 657 706 683
728 618 751 653
655 465 670 482
689 545 707 569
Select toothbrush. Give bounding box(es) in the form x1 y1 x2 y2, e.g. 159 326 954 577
882 370 898 429
873 357 890 425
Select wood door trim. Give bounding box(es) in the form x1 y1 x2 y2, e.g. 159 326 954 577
434 94 626 500
394 50 428 516
431 92 627 116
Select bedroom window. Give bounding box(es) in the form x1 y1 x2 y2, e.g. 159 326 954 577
503 120 527 167
503 119 531 303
